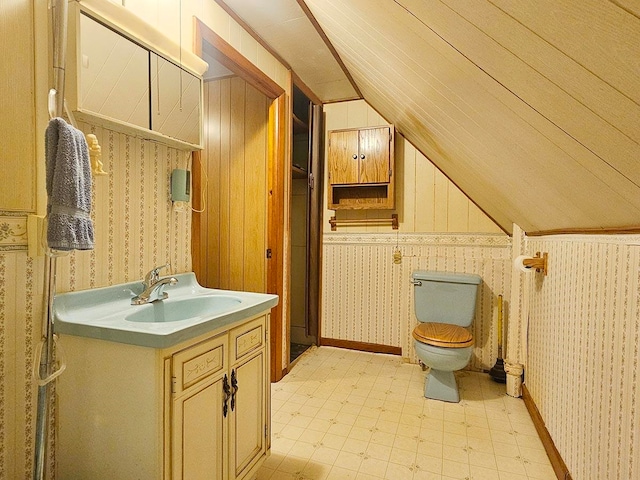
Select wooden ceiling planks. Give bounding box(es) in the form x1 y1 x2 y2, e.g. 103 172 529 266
303 0 640 232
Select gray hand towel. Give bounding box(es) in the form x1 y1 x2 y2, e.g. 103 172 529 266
45 117 94 251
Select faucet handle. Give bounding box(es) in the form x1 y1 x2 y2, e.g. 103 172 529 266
144 263 170 288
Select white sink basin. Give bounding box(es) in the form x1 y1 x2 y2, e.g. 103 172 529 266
125 295 242 323
53 273 278 348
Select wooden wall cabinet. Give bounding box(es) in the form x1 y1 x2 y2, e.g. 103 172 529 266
58 312 270 480
328 126 395 209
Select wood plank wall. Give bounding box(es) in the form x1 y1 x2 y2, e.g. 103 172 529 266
196 77 269 293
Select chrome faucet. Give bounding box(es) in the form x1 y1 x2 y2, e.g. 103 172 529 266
132 264 178 305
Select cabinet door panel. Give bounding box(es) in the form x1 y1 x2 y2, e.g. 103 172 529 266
328 130 359 184
230 352 266 479
173 377 226 480
359 127 390 183
80 14 150 130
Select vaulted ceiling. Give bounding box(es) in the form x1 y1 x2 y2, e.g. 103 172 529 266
220 0 640 234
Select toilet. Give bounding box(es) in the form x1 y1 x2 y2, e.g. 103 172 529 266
411 270 482 403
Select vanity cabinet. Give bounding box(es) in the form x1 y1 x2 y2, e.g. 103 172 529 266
171 315 268 480
328 126 395 209
57 312 271 480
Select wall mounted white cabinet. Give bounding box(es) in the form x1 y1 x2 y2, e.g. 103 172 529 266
67 0 208 149
57 312 271 480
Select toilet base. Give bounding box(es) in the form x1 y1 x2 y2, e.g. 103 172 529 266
424 368 460 403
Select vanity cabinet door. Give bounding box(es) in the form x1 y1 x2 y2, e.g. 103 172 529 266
229 351 267 479
171 334 228 480
173 377 226 480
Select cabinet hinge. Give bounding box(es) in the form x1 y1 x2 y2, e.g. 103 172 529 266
389 168 392 178
171 376 177 394
266 248 272 259
265 425 268 438
308 173 315 190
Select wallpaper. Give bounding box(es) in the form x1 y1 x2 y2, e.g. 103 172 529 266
525 234 640 480
321 232 512 371
0 123 192 478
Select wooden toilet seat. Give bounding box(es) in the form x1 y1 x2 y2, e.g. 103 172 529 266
412 322 474 348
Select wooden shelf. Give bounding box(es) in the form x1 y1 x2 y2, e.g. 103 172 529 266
293 114 309 134
292 164 308 179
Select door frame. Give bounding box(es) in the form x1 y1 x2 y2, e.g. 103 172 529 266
192 18 288 381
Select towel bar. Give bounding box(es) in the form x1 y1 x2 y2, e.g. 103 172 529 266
329 214 398 231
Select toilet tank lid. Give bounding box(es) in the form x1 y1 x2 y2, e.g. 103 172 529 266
412 270 482 285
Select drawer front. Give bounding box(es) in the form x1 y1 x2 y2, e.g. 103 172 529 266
232 315 265 362
173 334 227 395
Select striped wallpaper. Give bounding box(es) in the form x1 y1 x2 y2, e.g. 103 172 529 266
0 123 192 478
321 232 512 371
525 234 640 480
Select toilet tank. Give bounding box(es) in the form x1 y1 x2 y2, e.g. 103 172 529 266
413 271 482 327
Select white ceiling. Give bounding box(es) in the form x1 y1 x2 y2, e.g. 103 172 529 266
221 0 640 233
220 0 358 101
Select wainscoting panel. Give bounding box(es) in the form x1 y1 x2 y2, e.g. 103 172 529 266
321 233 512 370
525 234 640 480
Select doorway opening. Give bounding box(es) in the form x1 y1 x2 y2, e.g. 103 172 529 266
289 81 323 364
192 19 287 381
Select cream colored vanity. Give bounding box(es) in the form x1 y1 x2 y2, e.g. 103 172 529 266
55 273 276 479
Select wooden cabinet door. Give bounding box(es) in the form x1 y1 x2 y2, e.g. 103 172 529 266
359 127 390 183
229 351 267 479
328 129 359 185
173 376 226 480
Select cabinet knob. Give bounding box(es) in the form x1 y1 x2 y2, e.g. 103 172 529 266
361 154 365 160
352 154 358 159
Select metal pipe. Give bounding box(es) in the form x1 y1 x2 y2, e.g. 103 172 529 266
34 0 68 477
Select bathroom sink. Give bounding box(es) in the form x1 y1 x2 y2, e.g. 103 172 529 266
125 295 242 323
53 273 278 348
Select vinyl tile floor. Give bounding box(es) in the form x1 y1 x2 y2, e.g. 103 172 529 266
257 346 555 480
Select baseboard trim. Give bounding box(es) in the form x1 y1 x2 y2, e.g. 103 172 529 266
522 385 573 480
319 337 402 355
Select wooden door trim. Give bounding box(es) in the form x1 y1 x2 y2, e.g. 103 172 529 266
193 17 287 382
194 17 284 100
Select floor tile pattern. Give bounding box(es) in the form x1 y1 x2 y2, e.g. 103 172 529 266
257 347 555 480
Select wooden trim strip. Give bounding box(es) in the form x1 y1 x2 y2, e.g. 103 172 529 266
268 94 288 383
295 0 363 98
319 337 402 355
194 17 284 99
522 385 573 480
212 0 292 70
527 226 640 236
292 71 322 106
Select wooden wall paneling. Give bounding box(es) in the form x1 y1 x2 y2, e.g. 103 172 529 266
433 169 449 232
448 185 470 232
229 77 247 291
208 81 222 287
243 83 268 292
218 78 232 290
413 147 435 232
0 0 36 211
